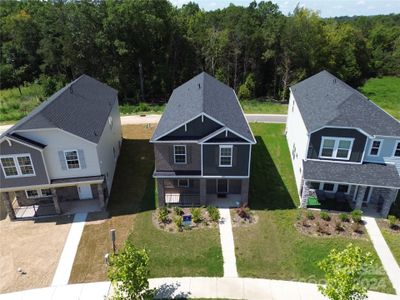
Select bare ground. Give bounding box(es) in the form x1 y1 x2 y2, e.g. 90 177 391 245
0 215 73 293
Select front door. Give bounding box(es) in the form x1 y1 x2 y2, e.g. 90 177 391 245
217 179 229 194
78 185 93 200
363 186 371 203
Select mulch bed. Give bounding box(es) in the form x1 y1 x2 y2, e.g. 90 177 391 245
152 207 219 233
378 219 400 233
295 210 367 239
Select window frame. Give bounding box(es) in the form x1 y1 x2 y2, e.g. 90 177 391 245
219 145 233 167
368 139 383 157
393 140 400 157
64 150 81 170
0 154 36 178
25 189 52 199
173 145 187 164
318 137 354 160
177 179 189 188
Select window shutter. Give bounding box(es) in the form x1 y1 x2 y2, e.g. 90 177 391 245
187 146 191 164
78 149 87 169
58 151 67 170
232 146 237 167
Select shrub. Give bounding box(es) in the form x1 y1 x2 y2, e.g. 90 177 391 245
351 210 363 223
306 211 315 220
174 206 183 216
237 206 251 219
316 221 323 233
207 206 220 222
388 215 398 229
158 207 169 224
174 216 183 230
190 207 203 223
335 220 343 231
320 211 331 221
339 213 349 222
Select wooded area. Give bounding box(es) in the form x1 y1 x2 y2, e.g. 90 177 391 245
1 0 399 102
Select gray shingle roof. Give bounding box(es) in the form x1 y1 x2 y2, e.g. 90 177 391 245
303 160 400 188
151 72 255 143
290 70 400 137
3 75 118 143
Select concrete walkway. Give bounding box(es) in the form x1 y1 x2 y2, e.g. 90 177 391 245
1 278 398 300
51 213 87 286
218 208 238 277
364 216 400 295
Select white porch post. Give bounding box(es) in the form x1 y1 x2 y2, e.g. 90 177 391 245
300 180 309 208
355 186 367 210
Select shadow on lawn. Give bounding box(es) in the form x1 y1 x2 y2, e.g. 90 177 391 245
249 136 296 210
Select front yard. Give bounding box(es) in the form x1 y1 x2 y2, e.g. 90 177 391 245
232 124 395 294
377 219 400 265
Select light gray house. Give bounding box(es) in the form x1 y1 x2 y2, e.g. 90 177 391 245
0 75 122 219
286 70 400 217
150 72 256 207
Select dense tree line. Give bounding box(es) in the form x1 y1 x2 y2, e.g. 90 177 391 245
1 0 399 102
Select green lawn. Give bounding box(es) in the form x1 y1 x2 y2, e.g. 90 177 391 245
360 76 400 120
377 220 400 265
232 123 395 294
240 99 287 114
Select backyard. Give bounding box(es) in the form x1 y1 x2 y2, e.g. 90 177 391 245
232 123 395 294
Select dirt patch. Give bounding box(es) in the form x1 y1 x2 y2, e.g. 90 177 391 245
0 215 73 293
295 210 367 239
152 207 220 233
231 207 258 227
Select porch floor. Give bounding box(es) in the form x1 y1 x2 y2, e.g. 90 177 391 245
208 194 241 208
14 204 57 219
60 199 102 215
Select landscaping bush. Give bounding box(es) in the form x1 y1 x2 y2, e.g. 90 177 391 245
174 206 183 216
351 210 363 223
158 207 169 224
236 206 251 219
388 215 398 229
335 220 343 232
316 221 323 233
190 207 203 223
339 213 349 222
306 211 315 220
320 211 331 221
207 206 220 222
174 216 183 231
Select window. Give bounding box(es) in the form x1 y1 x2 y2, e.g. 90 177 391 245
173 145 186 164
394 141 400 157
64 150 80 169
0 154 35 177
25 189 52 198
369 140 382 156
310 182 320 190
219 145 233 167
319 137 354 160
177 179 189 188
323 183 335 191
337 184 349 193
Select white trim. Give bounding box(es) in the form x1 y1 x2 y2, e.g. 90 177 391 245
0 136 45 152
201 144 203 176
368 139 383 157
247 144 252 177
152 140 198 144
304 178 399 190
177 179 189 188
305 158 362 165
199 127 227 143
318 136 354 160
232 90 257 144
63 149 81 170
0 153 36 178
392 140 400 157
152 113 203 141
216 179 229 193
308 125 373 139
173 145 187 164
364 186 373 203
25 188 52 199
219 145 233 167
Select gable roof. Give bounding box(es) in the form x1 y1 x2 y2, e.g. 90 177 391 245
1 75 118 144
151 72 255 143
290 70 400 137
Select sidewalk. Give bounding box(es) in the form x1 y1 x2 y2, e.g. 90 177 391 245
51 213 87 286
1 278 398 300
364 216 400 295
218 208 238 277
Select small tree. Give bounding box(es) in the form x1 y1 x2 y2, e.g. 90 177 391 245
108 240 154 300
318 243 373 300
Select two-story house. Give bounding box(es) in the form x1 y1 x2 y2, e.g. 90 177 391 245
286 70 400 217
0 75 122 220
150 72 256 207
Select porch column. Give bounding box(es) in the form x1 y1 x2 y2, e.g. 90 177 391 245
157 179 165 208
51 188 62 214
1 192 16 221
381 188 398 217
355 186 367 210
241 179 249 207
200 179 207 206
300 180 310 208
97 183 106 209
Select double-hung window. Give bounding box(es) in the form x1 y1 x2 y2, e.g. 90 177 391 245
394 141 400 157
173 145 186 164
64 150 80 169
369 140 382 156
319 137 354 160
0 154 35 177
219 145 233 167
